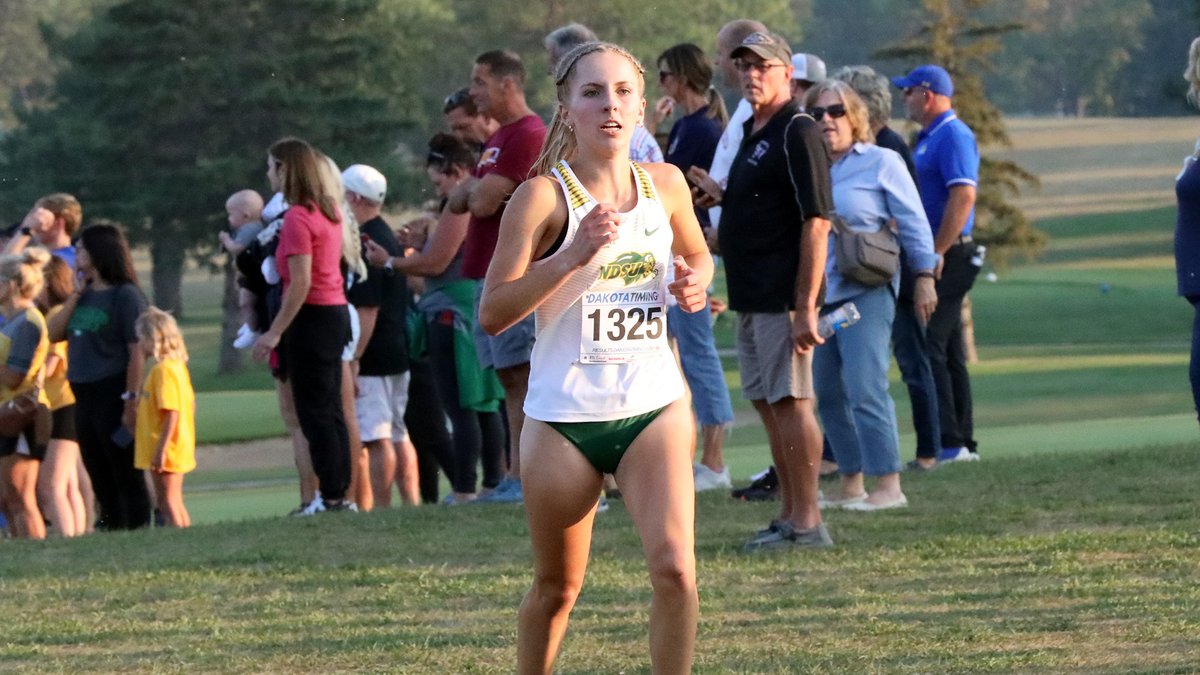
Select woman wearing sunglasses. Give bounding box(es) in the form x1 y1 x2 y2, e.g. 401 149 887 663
804 80 939 512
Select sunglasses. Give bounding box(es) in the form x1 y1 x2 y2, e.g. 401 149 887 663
733 59 785 74
809 103 847 120
442 89 471 113
658 70 673 83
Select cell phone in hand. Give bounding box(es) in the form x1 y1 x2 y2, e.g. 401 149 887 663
111 425 133 449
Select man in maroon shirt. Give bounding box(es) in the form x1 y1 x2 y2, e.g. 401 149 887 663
448 49 547 503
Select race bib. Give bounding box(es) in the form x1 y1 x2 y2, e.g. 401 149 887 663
580 288 666 364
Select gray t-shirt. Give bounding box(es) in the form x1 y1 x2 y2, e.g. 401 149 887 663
66 284 147 384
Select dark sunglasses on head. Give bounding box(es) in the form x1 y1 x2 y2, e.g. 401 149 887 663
809 103 847 120
442 89 471 113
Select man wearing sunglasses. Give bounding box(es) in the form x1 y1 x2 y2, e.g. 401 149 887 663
719 31 835 551
891 64 981 465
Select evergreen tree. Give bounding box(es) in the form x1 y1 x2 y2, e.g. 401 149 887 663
0 0 442 373
875 0 1044 266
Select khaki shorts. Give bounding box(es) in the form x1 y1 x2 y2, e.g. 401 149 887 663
355 372 411 443
735 311 814 403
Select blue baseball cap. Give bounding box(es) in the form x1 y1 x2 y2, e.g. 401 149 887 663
891 65 954 97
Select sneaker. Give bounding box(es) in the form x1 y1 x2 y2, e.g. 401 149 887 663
596 496 609 514
693 463 732 492
938 447 980 463
732 466 778 501
742 521 834 552
475 477 523 504
904 458 938 472
324 499 359 513
293 499 326 517
233 325 260 349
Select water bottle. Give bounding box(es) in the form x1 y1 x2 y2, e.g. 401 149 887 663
818 302 861 338
970 244 987 267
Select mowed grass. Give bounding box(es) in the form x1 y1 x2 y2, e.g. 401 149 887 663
3 442 1199 673
19 116 1193 671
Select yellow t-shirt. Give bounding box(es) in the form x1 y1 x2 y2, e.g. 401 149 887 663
43 305 75 410
134 358 196 473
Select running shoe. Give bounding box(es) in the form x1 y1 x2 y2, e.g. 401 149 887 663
293 499 326 517
731 466 778 501
324 499 359 513
938 447 980 463
475 477 523 504
693 463 732 492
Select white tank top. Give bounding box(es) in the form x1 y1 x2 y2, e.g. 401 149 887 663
523 160 685 423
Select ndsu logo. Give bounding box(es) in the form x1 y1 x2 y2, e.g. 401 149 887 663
598 251 658 286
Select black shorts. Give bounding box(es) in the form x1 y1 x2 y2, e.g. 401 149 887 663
0 426 47 461
51 405 77 442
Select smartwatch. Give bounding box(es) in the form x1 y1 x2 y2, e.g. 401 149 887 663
383 256 395 272
120 391 139 402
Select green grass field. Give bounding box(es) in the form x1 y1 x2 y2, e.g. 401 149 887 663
4 117 1196 672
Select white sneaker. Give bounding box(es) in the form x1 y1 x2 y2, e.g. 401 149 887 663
693 463 732 492
233 326 261 349
294 499 326 516
938 447 980 463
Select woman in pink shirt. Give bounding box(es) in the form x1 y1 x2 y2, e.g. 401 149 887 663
252 137 355 512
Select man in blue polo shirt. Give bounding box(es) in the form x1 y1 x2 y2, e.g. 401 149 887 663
892 64 981 464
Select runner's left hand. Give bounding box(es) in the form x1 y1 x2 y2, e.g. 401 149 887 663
668 256 706 312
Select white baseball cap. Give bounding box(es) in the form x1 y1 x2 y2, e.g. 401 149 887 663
791 53 827 84
341 164 387 204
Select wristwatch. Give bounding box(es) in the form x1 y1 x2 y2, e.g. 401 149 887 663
120 391 139 402
383 256 395 272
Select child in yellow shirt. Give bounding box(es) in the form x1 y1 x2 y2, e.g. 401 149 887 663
133 307 195 528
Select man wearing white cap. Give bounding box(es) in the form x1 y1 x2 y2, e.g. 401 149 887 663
790 52 827 110
342 164 419 506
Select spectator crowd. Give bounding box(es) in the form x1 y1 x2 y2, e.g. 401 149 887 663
0 18 991 556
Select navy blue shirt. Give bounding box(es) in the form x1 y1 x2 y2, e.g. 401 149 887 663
665 107 723 228
1176 155 1200 297
875 125 917 183
913 110 978 237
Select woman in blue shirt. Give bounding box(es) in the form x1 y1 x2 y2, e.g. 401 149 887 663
1177 37 1200 426
648 43 737 490
805 80 939 511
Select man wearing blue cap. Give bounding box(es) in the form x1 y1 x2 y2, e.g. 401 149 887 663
892 64 981 464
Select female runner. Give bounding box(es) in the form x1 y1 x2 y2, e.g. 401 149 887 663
479 42 713 675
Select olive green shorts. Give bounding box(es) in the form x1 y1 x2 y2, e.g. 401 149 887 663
547 406 667 474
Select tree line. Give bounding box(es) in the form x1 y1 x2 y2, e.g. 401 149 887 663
1 0 1197 318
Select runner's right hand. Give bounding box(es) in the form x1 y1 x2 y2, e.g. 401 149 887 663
564 203 621 268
